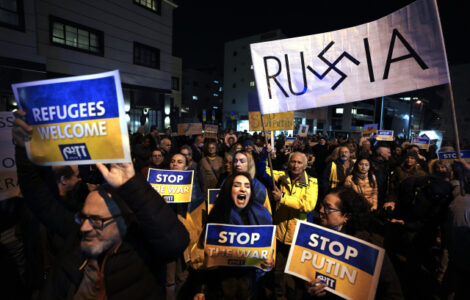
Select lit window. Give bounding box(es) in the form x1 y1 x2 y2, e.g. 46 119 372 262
250 81 255 87
352 108 357 114
250 64 254 70
192 95 198 101
213 93 218 97
213 106 218 109
134 0 161 14
336 108 344 114
213 80 219 84
50 16 103 55
218 87 223 92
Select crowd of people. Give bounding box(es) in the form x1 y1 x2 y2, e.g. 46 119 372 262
2 113 469 300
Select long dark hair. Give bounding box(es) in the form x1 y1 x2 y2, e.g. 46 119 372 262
352 157 376 188
328 186 372 235
207 172 254 224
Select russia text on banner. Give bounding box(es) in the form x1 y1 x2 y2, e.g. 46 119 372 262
248 92 294 131
204 223 276 271
11 70 131 166
285 221 384 300
250 0 449 114
207 189 220 213
178 123 203 136
0 112 19 201
147 168 194 203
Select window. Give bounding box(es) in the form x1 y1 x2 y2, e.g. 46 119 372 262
192 95 198 101
232 83 236 88
213 93 218 97
134 42 160 69
171 77 179 90
335 108 344 114
249 81 255 87
134 0 161 14
50 16 103 55
233 67 237 72
0 0 24 30
233 51 237 56
232 98 236 104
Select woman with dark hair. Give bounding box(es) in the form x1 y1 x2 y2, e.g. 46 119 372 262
308 187 404 300
230 150 272 214
193 172 272 300
344 157 378 210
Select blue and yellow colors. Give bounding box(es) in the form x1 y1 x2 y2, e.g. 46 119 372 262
204 224 276 270
376 130 394 141
285 221 384 300
12 71 130 166
207 189 220 213
147 169 194 203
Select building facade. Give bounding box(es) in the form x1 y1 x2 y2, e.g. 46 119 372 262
0 0 176 133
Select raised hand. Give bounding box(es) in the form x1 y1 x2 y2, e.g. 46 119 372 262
96 162 135 188
12 110 32 148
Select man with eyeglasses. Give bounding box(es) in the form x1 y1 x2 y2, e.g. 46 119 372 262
13 110 189 300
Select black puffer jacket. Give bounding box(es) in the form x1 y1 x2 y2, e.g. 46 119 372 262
16 147 189 299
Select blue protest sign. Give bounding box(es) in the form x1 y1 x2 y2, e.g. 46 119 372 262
11 70 131 166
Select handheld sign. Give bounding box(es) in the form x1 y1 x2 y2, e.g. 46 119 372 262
204 124 218 139
207 189 220 213
147 169 194 203
11 70 131 166
285 221 384 300
375 130 394 141
362 124 378 136
298 124 309 137
285 137 296 146
438 150 470 160
177 123 202 136
0 112 19 201
248 92 294 132
411 137 430 150
204 223 276 271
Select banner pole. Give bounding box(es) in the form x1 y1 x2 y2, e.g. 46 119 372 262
448 83 461 158
260 112 276 187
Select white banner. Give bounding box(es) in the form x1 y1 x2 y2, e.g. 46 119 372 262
250 0 449 114
0 112 20 201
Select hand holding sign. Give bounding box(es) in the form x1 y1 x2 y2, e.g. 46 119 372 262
12 110 32 148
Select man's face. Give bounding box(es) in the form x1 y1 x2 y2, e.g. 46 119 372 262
339 147 351 161
142 138 150 148
180 149 192 163
378 147 392 160
319 138 326 145
170 154 188 171
80 191 121 257
288 153 307 177
160 138 171 153
151 150 164 165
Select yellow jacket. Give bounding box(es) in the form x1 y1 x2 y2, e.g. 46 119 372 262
268 167 318 245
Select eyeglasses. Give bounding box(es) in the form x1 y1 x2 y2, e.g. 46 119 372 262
74 212 122 230
321 202 342 215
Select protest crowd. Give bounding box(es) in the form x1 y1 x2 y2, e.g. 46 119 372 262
2 111 469 300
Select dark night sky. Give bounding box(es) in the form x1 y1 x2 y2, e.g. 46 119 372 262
173 0 467 71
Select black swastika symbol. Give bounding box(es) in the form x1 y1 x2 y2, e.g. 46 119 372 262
307 41 360 90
